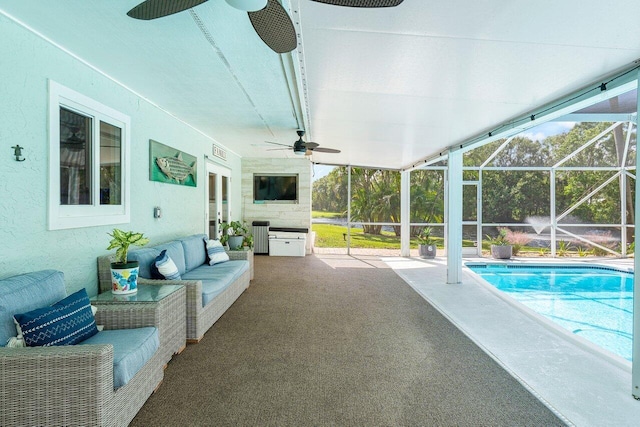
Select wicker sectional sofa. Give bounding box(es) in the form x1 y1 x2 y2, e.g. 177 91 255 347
0 270 165 427
98 234 251 342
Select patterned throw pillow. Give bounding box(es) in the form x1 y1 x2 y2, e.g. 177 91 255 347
13 288 99 347
205 239 230 265
152 249 182 280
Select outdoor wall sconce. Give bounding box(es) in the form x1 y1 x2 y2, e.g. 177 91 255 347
11 145 25 162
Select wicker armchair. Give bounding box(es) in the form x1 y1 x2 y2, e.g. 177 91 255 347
0 271 165 427
0 323 164 427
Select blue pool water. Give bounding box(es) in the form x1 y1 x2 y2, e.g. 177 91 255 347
467 264 633 361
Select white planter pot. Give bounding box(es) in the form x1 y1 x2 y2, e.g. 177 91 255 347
419 244 437 259
491 245 512 259
110 261 140 294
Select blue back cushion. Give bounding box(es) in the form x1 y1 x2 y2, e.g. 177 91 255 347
127 247 161 279
179 234 208 271
14 288 99 347
0 270 67 347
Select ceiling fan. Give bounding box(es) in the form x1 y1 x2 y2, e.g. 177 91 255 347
265 130 340 155
126 0 405 53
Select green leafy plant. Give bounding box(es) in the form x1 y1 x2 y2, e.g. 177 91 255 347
417 226 434 245
486 228 509 246
242 233 254 249
577 246 592 257
220 221 249 246
557 240 574 257
107 229 150 264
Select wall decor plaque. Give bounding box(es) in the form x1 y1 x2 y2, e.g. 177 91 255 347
149 139 197 187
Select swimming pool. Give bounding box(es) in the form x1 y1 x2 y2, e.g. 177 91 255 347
466 263 633 361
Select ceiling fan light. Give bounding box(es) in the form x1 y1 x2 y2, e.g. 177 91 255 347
225 0 267 11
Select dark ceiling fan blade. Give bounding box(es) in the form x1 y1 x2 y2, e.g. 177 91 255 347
310 147 341 153
301 142 319 149
264 140 292 148
310 0 403 7
248 0 297 53
127 0 208 20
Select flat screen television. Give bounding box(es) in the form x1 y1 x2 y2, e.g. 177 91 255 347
253 174 298 203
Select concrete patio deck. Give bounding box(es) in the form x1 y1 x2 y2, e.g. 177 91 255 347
314 252 640 427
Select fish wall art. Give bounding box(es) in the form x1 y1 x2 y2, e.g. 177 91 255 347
149 139 197 187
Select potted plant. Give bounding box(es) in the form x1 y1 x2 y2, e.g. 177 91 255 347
487 227 512 259
243 232 254 250
106 229 150 294
418 226 437 259
221 221 249 250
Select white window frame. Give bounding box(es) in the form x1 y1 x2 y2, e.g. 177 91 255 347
48 80 131 230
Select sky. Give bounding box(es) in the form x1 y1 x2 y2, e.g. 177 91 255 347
312 164 336 182
520 121 576 142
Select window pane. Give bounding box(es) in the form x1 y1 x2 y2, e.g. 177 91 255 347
60 107 92 205
100 121 122 205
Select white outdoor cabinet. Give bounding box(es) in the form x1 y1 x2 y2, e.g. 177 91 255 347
268 229 306 257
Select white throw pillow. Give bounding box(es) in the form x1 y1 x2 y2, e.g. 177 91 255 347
91 305 104 332
6 318 26 348
155 250 182 280
206 239 230 265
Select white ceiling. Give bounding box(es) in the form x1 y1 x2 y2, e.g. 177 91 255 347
1 0 640 169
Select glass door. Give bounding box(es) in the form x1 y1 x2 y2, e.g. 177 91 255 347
205 162 231 240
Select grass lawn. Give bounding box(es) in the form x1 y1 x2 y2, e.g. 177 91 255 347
312 211 344 219
312 223 445 249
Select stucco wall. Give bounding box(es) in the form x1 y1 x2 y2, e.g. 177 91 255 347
0 16 241 296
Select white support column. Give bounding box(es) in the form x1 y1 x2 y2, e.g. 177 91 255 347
550 169 557 257
476 173 483 257
347 165 352 256
400 170 411 257
621 171 627 256
632 70 640 399
446 149 463 284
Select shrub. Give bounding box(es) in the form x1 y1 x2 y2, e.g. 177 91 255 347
504 229 532 256
557 240 574 257
584 231 616 256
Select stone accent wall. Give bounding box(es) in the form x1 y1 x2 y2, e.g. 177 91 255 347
241 158 312 253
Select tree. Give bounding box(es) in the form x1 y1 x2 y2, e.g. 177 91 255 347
311 120 635 247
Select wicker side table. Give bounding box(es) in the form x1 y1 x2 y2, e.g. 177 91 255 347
227 249 254 280
91 284 186 366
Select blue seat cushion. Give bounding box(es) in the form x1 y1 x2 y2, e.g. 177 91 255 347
79 327 159 389
179 234 208 271
182 261 249 307
0 270 67 347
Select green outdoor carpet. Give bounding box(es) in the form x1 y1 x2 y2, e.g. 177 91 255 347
131 255 565 426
